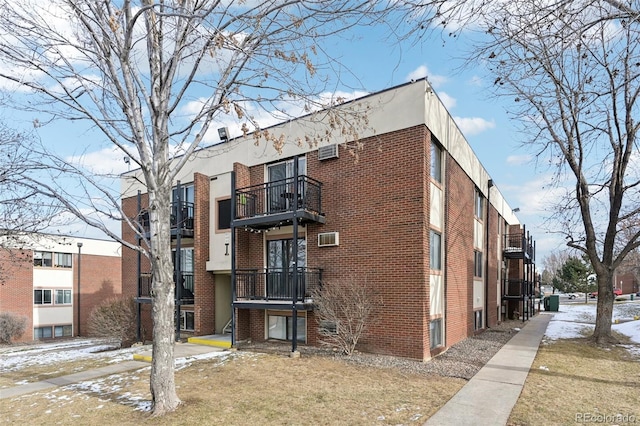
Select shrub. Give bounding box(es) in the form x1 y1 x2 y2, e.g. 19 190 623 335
0 312 27 344
311 277 379 356
88 297 137 347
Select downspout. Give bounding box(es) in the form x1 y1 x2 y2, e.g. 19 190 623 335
230 171 237 348
291 157 299 353
442 154 449 349
175 181 182 341
485 179 493 329
136 190 142 342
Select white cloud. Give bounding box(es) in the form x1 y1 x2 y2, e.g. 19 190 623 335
405 65 448 88
506 154 533 165
437 91 456 110
454 116 495 136
66 147 133 175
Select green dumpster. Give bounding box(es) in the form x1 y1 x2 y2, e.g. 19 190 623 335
631 294 635 301
548 294 560 312
543 296 550 311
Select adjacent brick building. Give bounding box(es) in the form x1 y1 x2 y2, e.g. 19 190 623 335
121 79 537 360
0 234 122 343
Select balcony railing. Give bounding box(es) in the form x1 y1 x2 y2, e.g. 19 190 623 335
137 201 195 233
504 233 534 258
235 268 322 302
235 176 322 220
503 278 534 298
137 272 194 303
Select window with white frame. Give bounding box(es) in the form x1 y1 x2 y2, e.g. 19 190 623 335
430 230 442 270
180 311 194 331
474 250 483 277
55 252 72 268
430 318 443 349
33 251 53 267
431 140 442 183
34 289 52 305
474 188 484 219
55 289 72 305
474 310 484 330
34 327 53 339
54 325 73 337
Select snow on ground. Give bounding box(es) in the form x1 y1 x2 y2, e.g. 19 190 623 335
0 338 145 374
544 301 640 356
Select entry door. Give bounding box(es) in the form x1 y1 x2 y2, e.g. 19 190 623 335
267 238 306 299
267 158 306 212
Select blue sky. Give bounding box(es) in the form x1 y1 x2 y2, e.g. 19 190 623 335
2 10 561 263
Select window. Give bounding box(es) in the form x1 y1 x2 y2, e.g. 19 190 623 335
430 230 442 270
431 141 442 183
172 184 194 204
218 198 231 230
180 311 194 331
55 253 72 268
34 327 53 339
474 188 484 219
474 310 484 330
430 318 443 349
55 289 72 305
54 325 73 337
33 251 53 267
34 289 52 305
474 251 483 277
268 314 306 342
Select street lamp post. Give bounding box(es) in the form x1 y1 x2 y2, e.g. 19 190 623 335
77 242 83 336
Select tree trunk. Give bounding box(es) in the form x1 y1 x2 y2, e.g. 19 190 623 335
148 187 181 415
592 273 615 344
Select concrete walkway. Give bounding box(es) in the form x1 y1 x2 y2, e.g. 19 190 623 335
425 313 553 426
0 342 226 400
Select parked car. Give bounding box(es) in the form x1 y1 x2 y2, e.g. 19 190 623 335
590 288 623 298
567 294 577 300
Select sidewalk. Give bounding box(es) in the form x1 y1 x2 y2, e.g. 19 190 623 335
425 313 553 426
0 342 226 400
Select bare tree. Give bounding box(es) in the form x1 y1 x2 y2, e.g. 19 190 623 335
0 0 404 415
311 277 379 356
472 0 640 344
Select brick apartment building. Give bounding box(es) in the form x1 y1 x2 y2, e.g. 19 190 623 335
0 234 122 343
121 79 537 360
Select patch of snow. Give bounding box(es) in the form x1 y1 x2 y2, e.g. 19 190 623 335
539 366 549 371
544 302 640 358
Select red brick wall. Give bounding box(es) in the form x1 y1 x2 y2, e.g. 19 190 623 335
75 253 122 337
0 250 34 343
194 172 215 335
306 126 432 360
486 204 500 327
444 154 475 347
121 192 153 339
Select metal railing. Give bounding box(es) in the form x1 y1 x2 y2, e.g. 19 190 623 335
235 268 322 301
137 271 194 303
503 232 534 258
235 176 322 219
137 201 195 232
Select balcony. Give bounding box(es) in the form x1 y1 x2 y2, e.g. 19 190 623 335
503 232 535 261
137 201 195 238
233 176 325 230
136 272 194 305
234 268 322 306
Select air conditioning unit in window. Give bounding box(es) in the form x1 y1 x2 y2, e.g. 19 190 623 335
318 232 339 247
318 144 339 160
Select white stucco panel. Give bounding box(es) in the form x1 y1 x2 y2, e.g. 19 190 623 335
33 306 73 326
474 219 483 249
473 279 484 310
33 268 73 287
